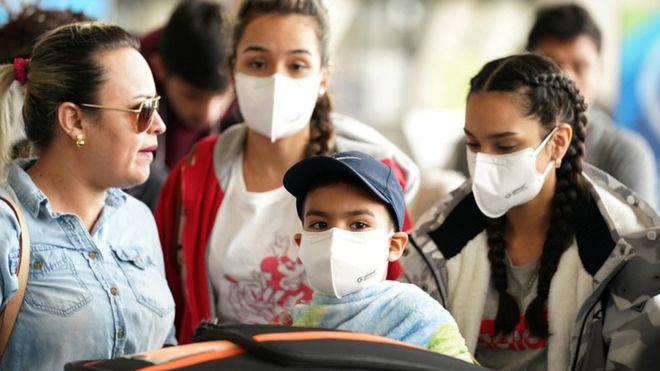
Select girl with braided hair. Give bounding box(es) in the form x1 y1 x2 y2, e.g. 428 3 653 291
155 0 420 344
401 53 660 370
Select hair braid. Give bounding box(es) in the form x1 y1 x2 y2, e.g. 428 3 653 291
304 93 335 157
523 72 588 337
486 217 521 335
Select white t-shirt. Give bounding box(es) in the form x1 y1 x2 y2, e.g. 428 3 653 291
207 155 312 324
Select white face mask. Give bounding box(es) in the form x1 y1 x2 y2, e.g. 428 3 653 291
467 128 558 218
297 228 391 298
235 72 322 142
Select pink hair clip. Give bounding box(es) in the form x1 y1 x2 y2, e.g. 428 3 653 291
13 57 29 85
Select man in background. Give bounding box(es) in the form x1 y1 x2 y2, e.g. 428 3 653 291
141 0 238 170
527 4 658 207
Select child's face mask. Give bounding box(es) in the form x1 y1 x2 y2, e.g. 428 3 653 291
235 72 321 142
298 228 392 298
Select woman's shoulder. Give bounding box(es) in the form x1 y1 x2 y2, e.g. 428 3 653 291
411 181 487 251
0 188 21 258
583 166 659 233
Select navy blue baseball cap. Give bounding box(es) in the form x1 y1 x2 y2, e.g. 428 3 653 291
283 151 406 231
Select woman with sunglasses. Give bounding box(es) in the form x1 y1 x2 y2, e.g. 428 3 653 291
155 0 420 344
0 22 174 370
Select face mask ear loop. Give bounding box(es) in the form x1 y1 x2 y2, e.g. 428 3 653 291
533 125 559 157
534 126 559 176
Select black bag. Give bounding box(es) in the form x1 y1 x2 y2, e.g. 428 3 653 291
65 324 490 370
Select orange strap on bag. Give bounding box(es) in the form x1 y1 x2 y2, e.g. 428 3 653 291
0 196 30 359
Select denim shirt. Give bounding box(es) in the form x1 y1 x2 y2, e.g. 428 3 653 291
0 162 176 371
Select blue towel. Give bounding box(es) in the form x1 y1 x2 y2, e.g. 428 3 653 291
291 280 472 363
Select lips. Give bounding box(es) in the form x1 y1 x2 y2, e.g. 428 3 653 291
139 145 158 154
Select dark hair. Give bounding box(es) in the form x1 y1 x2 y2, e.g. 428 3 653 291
230 0 335 157
0 22 139 154
0 6 92 63
159 0 232 91
468 53 588 338
527 4 602 53
304 174 397 231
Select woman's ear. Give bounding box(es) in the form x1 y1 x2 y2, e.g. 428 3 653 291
319 63 332 96
552 123 573 163
388 231 409 262
57 102 85 144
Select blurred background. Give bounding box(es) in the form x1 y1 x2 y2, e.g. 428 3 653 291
2 0 659 184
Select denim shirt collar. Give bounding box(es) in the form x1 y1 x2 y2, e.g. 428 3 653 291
7 160 127 220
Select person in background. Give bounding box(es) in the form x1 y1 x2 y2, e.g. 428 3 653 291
141 0 238 170
527 4 658 208
284 150 473 364
155 0 419 344
0 22 175 370
401 54 659 370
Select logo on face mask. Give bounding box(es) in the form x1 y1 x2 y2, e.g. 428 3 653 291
235 72 322 142
357 269 377 283
467 127 558 218
297 228 391 298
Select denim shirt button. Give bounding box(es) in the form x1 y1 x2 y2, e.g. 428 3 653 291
117 328 125 338
110 287 119 296
33 260 43 270
88 251 98 259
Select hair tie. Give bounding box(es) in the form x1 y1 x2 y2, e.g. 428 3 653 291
13 57 29 85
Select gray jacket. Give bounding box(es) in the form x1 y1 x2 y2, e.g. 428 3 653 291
401 166 660 371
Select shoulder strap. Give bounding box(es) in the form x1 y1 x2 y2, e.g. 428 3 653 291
0 196 30 359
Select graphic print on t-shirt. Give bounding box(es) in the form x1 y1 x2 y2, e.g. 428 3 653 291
223 233 313 324
478 315 547 351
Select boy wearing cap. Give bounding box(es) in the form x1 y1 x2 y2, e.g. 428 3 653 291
283 151 473 363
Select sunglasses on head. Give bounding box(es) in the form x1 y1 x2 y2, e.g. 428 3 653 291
80 96 161 133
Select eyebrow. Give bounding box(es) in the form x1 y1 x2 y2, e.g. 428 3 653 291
304 209 377 218
242 45 312 56
305 209 328 218
464 128 518 139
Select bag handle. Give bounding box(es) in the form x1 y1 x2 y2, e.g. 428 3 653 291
0 196 30 359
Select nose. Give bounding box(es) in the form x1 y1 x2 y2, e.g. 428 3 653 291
149 112 166 135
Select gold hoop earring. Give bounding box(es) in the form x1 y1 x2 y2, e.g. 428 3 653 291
75 134 85 148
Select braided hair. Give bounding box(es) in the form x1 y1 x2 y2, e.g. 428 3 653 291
229 0 335 157
469 54 588 337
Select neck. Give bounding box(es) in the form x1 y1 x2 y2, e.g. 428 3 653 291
27 148 106 232
242 127 310 192
503 175 556 266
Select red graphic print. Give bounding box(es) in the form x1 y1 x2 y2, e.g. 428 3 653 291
224 234 313 323
479 316 547 351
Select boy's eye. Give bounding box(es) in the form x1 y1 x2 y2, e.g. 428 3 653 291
309 221 328 230
350 221 369 230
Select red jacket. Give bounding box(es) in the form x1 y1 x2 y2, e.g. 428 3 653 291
156 124 415 344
